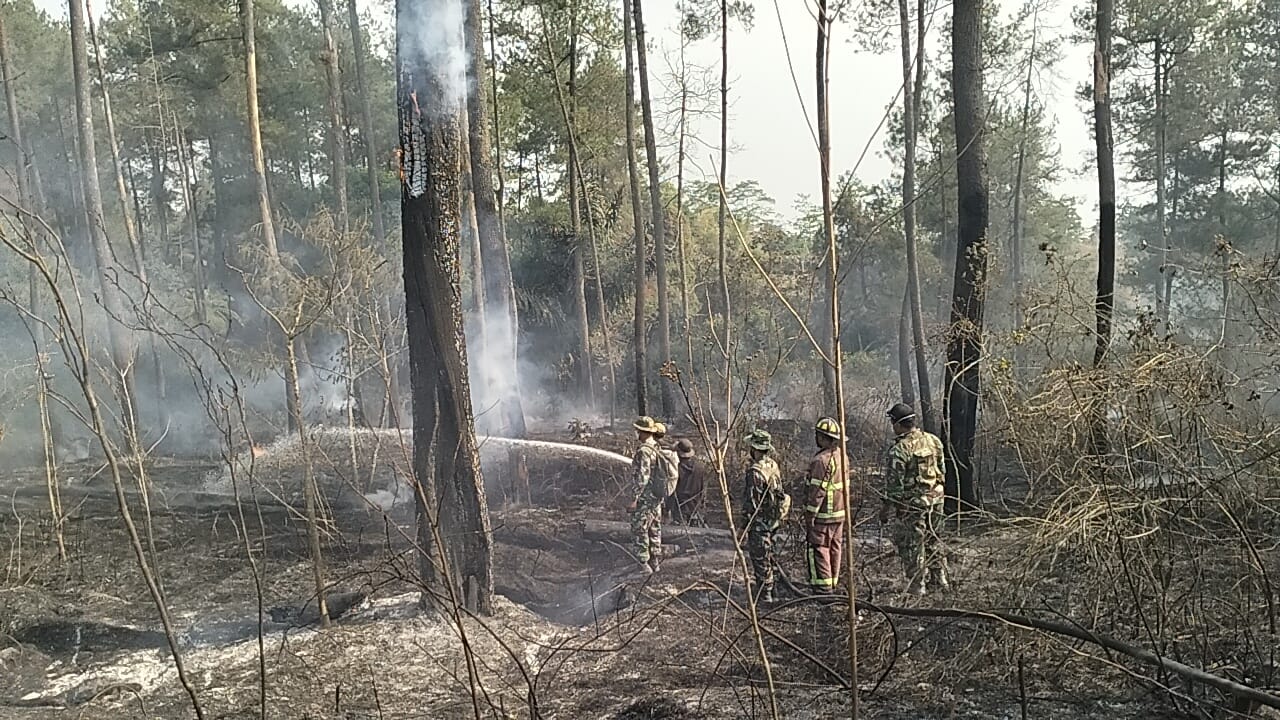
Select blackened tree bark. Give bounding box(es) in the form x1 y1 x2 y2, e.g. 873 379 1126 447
397 0 494 615
1093 0 1115 370
631 0 672 416
943 0 987 510
317 0 350 231
69 0 141 451
465 0 526 436
623 0 648 415
1090 0 1115 459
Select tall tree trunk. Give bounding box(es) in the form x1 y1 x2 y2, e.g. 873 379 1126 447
1010 15 1036 374
564 3 596 412
86 5 147 289
347 0 387 245
398 0 495 617
1155 39 1170 329
317 0 350 232
676 35 695 375
623 0 648 415
175 125 208 325
631 0 672 416
1093 0 1115 369
460 112 488 390
69 0 141 451
816 3 856 717
897 0 935 432
1 16 41 348
897 288 915 404
717 0 732 415
944 0 988 510
148 131 170 253
1090 0 1116 461
466 0 524 436
1217 129 1229 344
240 0 280 260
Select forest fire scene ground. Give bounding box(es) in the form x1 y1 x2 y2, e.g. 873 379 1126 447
3 0 1280 716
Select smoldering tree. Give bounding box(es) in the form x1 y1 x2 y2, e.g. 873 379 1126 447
397 0 494 615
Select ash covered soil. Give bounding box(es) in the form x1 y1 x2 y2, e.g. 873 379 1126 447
0 428 1166 719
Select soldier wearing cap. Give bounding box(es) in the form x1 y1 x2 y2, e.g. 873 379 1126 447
803 417 848 593
665 439 706 526
741 429 787 603
880 402 949 595
626 416 666 573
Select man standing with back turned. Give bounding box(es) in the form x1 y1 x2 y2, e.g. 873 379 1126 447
627 416 665 574
742 429 786 603
803 417 847 593
880 402 949 596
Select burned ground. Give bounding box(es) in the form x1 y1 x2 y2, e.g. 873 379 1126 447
0 427 1273 719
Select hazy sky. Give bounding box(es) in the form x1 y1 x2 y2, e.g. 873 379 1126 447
35 0 1098 224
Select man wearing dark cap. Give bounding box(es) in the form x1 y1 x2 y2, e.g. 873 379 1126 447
880 403 949 595
741 429 787 603
664 439 706 526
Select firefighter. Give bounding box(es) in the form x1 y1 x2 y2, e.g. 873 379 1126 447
665 439 706 526
880 403 949 595
626 416 666 573
741 429 788 603
803 417 848 593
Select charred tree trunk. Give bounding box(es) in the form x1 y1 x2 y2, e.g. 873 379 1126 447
397 0 494 615
1093 0 1115 371
631 0 672 416
897 0 935 432
317 0 350 232
240 0 280 260
943 0 987 511
466 0 525 436
623 0 648 415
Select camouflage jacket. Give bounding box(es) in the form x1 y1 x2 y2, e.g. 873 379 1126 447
631 438 662 508
742 456 783 532
885 428 945 508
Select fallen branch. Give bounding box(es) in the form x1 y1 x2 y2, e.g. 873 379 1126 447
775 590 1280 712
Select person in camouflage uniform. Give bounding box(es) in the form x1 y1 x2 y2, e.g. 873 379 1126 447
741 429 786 603
626 416 666 573
880 402 949 595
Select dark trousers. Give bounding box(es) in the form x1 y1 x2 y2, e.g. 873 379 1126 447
806 522 845 591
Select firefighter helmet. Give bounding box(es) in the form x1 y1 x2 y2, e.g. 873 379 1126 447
814 417 843 440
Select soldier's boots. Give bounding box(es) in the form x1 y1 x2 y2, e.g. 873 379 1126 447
647 557 661 573
749 583 775 605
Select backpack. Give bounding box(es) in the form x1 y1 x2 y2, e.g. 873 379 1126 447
647 446 681 499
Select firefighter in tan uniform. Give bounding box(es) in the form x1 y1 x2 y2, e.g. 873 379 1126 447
802 417 847 593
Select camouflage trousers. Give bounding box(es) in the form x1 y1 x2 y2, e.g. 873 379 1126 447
892 504 947 588
746 528 776 593
630 504 662 565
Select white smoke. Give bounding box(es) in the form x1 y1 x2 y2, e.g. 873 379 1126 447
398 0 468 110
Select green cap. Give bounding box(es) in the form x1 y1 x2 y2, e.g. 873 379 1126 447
743 429 773 452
